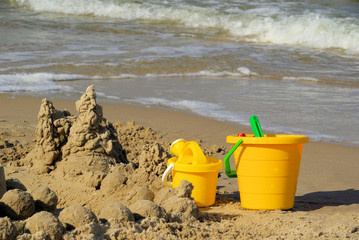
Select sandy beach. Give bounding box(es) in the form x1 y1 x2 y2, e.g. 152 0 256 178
1 89 359 239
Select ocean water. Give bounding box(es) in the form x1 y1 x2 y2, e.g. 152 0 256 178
1 0 359 145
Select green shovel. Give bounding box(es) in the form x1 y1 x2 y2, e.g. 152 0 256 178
224 115 264 178
249 115 264 137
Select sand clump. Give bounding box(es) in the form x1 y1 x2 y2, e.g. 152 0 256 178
126 186 155 204
0 189 35 220
0 216 17 240
99 203 135 227
0 129 31 166
100 171 128 194
29 185 58 212
114 120 165 165
25 211 64 240
126 143 170 191
59 205 98 230
155 180 200 222
129 200 167 220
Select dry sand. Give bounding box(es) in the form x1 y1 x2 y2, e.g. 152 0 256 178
0 87 359 240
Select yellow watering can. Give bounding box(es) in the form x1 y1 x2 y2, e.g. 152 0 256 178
162 139 223 207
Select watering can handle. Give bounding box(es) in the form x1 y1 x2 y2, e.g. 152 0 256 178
162 163 174 187
224 139 243 178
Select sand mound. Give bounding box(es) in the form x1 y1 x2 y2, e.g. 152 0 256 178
129 200 167 220
0 139 29 166
114 120 165 165
0 189 35 220
25 211 64 240
58 205 98 229
0 217 17 240
99 203 135 227
126 143 170 191
100 171 128 193
126 186 154 204
156 180 199 222
29 185 58 212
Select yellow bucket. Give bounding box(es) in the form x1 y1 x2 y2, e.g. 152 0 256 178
162 139 223 207
226 134 309 210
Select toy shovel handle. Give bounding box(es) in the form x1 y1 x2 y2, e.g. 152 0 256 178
249 115 264 137
224 139 243 178
162 163 174 187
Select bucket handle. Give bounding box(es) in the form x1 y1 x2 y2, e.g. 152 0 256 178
162 163 174 187
224 139 243 178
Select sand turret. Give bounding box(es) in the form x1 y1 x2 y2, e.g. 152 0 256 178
61 85 126 163
25 98 73 173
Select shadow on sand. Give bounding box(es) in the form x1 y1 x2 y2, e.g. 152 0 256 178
215 187 359 211
294 189 359 211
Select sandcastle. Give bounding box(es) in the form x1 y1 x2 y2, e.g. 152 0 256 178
0 85 202 239
25 85 127 174
22 85 173 191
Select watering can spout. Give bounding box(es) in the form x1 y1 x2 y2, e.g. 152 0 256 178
170 139 186 156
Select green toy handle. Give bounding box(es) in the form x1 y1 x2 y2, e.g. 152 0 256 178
249 115 264 137
224 139 243 178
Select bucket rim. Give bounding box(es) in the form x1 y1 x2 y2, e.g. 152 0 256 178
226 134 309 145
168 157 223 172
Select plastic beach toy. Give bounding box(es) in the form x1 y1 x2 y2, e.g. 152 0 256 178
224 115 309 209
226 134 309 210
224 115 264 178
162 139 223 207
224 139 243 178
249 115 264 137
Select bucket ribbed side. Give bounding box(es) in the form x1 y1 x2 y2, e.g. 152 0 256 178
234 142 304 210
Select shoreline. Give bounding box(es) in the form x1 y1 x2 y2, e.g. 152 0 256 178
5 91 358 147
1 93 359 196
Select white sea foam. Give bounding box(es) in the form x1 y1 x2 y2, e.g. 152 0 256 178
282 76 319 82
110 68 258 79
237 67 258 76
0 72 87 92
12 0 359 54
145 71 249 78
128 96 354 144
128 97 251 126
0 68 257 93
